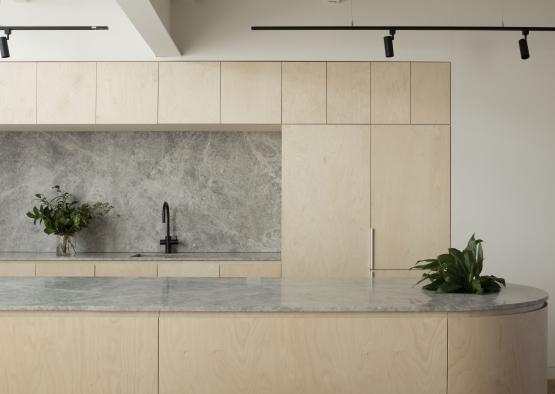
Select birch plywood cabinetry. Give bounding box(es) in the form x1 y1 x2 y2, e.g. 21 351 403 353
448 306 547 394
0 62 36 124
158 62 220 124
37 62 96 124
35 262 95 277
371 125 450 269
159 313 447 394
96 62 158 124
221 62 281 124
282 125 370 278
281 62 326 124
327 62 371 124
0 312 158 394
371 62 411 124
411 62 451 124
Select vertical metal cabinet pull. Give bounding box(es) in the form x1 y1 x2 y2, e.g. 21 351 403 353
369 227 374 277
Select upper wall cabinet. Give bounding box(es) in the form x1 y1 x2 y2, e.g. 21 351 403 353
0 63 36 124
371 62 410 124
371 125 450 269
158 62 220 124
37 62 96 124
96 62 158 124
282 124 371 278
221 62 281 124
282 62 326 124
411 62 451 124
327 62 370 124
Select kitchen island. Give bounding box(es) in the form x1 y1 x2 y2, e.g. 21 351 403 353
0 277 547 394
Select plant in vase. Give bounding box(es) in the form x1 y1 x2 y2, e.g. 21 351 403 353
26 186 113 257
411 234 506 294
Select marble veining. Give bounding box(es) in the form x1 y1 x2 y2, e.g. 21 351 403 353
0 277 547 312
0 131 281 253
0 252 281 261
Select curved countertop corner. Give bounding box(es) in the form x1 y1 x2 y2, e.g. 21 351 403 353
0 277 547 313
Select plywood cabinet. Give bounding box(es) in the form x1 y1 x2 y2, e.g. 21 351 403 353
159 312 447 394
94 262 157 277
158 62 220 124
96 62 158 124
0 312 158 394
371 62 410 124
411 62 450 124
282 62 326 124
221 62 281 124
0 62 36 124
0 263 35 277
327 62 370 124
448 306 547 394
282 125 371 278
371 125 450 269
37 62 96 124
219 262 281 278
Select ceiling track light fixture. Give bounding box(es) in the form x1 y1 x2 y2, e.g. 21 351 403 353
519 30 530 60
0 25 109 59
251 25 555 60
384 29 395 58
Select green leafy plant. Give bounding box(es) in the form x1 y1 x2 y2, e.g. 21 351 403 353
411 234 506 294
26 186 113 236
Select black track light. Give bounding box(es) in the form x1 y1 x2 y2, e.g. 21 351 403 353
384 29 395 58
519 30 530 60
0 36 9 59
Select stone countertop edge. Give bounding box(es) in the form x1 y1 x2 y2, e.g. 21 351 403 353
0 277 547 313
0 252 281 262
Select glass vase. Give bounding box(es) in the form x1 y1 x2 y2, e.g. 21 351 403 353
56 234 76 257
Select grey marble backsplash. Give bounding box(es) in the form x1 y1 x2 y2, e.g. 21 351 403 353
0 131 281 253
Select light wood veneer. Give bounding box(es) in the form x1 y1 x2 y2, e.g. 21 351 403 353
282 62 326 124
0 63 36 124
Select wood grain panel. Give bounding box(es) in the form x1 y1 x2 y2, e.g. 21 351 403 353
159 313 447 394
37 62 96 124
327 62 370 124
371 125 450 269
158 62 220 124
94 262 157 277
96 62 158 124
0 312 158 394
0 263 35 277
157 262 220 277
448 306 547 394
219 262 281 278
35 262 95 277
0 62 36 124
411 62 450 124
282 125 370 278
371 62 410 124
282 62 326 124
221 62 281 124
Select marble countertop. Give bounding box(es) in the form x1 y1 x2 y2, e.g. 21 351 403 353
0 277 547 313
0 252 281 262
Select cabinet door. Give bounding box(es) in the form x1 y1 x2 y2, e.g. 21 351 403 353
221 62 281 124
37 62 96 124
95 262 157 277
282 62 326 124
371 62 410 124
0 62 36 124
371 125 450 269
96 62 158 124
282 125 371 278
411 62 451 124
158 62 220 124
327 62 370 124
35 262 95 277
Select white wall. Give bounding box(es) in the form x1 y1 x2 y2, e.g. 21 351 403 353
3 0 555 373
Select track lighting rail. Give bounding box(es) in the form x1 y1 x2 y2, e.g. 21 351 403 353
1 26 109 32
251 25 555 31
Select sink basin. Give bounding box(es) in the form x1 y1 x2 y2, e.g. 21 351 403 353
130 253 193 259
129 252 281 261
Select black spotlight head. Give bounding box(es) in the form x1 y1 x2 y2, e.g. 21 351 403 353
519 37 530 60
0 36 9 59
384 35 394 58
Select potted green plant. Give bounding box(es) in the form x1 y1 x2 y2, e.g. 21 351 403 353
26 186 113 257
411 234 506 294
